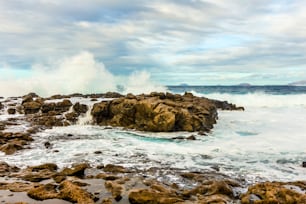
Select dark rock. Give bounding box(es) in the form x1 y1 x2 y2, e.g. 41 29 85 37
94 150 102 154
23 101 42 114
0 142 23 155
303 162 306 167
7 108 16 114
0 102 3 110
31 163 58 172
58 163 89 178
73 102 88 114
187 135 196 140
44 141 52 149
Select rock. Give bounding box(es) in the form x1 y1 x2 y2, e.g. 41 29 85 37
22 101 42 114
28 184 59 200
182 180 234 199
59 180 95 204
0 102 3 110
7 108 16 114
92 92 221 132
241 181 306 204
96 173 121 181
58 163 89 178
73 102 88 114
187 135 196 140
0 142 23 155
212 100 244 111
0 122 5 130
129 188 183 204
44 141 52 149
0 182 36 192
303 162 306 167
103 164 129 173
65 112 78 122
28 181 95 203
22 169 55 182
105 181 124 201
0 162 19 176
30 163 58 172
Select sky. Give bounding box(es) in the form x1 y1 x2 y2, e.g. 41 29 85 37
1 0 306 93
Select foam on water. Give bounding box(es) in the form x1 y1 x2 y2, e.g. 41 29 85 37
0 93 305 184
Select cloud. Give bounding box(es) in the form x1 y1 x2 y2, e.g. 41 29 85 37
0 0 306 85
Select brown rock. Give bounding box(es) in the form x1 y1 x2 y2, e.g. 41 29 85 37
73 102 88 114
30 163 58 172
7 108 16 114
0 182 36 192
0 162 19 176
27 184 59 200
103 164 129 173
23 101 41 114
59 180 95 204
129 188 183 204
105 181 124 201
91 92 220 132
22 169 55 182
241 181 306 204
58 163 89 178
0 142 23 155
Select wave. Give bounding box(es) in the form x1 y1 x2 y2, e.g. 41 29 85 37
189 91 306 108
0 52 167 97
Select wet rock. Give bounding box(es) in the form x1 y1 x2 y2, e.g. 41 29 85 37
7 108 16 114
0 102 3 110
92 92 221 132
44 141 52 149
105 181 124 201
187 135 196 140
58 163 89 178
0 162 19 176
22 169 56 182
0 182 36 192
96 173 121 181
303 161 306 167
73 102 88 114
22 101 42 114
28 183 59 200
0 142 23 155
241 181 306 204
0 122 5 130
182 180 234 199
65 112 78 122
212 99 244 111
30 163 58 172
103 164 129 173
59 180 95 203
129 188 183 204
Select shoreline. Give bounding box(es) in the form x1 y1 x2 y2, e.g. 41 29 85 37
0 92 305 203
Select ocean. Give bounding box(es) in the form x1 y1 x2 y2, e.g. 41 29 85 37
0 85 305 184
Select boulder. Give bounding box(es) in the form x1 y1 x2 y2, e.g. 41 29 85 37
91 92 221 132
0 142 23 155
103 164 129 173
105 180 124 201
23 101 42 114
7 108 16 114
73 102 88 114
58 163 89 178
241 181 306 204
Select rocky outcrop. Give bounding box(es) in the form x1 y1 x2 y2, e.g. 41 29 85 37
241 181 306 204
92 92 222 132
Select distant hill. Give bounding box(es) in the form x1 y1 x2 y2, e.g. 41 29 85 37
237 83 251 86
178 83 189 86
288 80 306 86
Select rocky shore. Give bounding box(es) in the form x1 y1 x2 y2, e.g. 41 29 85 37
0 92 305 203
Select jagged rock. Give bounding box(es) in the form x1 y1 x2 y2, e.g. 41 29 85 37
212 99 245 111
241 181 306 204
28 181 95 203
7 108 16 114
129 188 183 204
59 180 95 203
92 92 220 132
65 112 79 122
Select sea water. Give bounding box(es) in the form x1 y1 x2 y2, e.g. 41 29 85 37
0 86 305 184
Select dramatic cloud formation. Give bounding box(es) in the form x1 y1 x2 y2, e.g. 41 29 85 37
1 0 306 87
